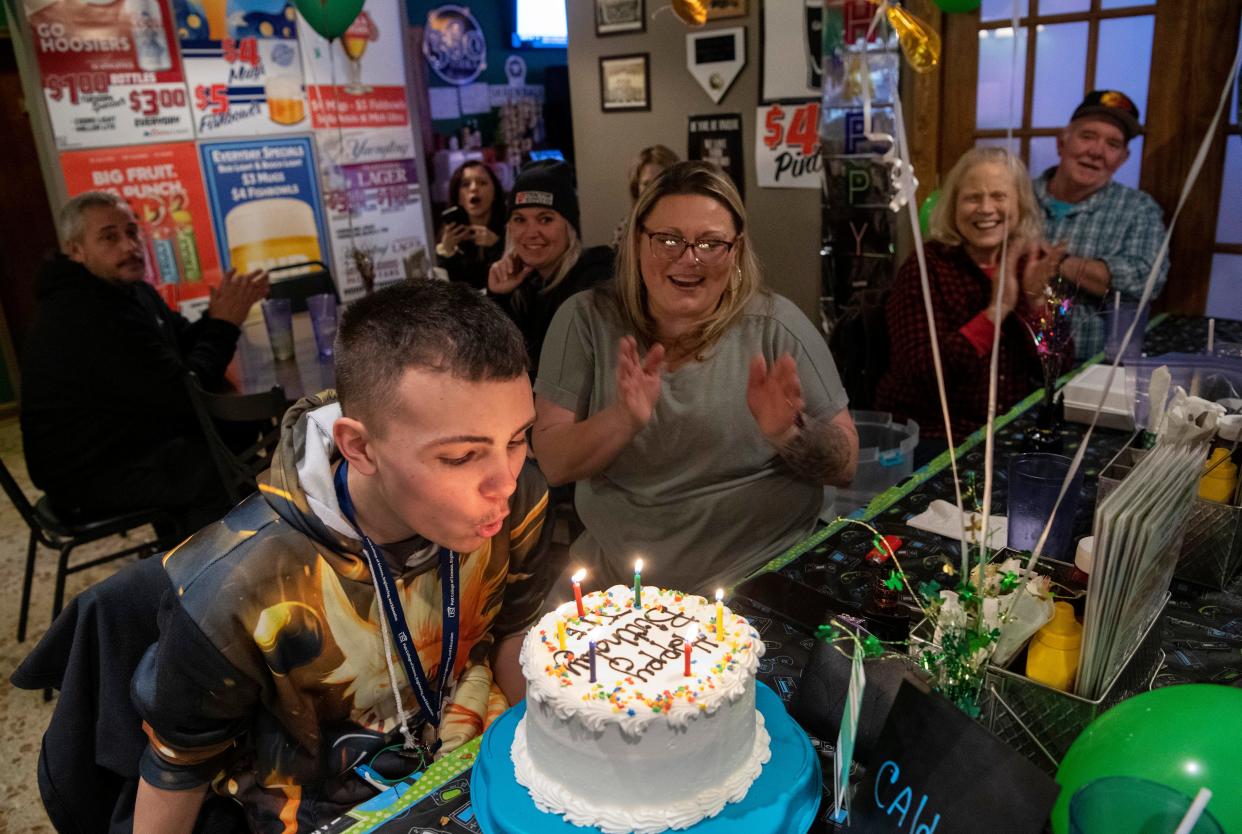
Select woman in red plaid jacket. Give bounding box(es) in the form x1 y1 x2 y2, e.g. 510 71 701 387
875 147 1068 465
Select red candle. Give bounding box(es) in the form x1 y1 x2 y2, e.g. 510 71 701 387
571 568 586 618
683 624 698 676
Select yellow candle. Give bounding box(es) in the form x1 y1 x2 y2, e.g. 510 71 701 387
715 588 725 641
557 617 567 652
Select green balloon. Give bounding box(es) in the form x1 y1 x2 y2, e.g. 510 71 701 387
1052 685 1242 834
918 189 941 237
934 0 982 11
294 0 366 41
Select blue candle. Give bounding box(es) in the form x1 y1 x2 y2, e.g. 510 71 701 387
589 634 598 683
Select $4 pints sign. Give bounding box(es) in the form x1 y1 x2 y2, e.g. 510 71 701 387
756 101 822 189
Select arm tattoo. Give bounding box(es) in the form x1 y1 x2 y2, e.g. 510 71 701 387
777 415 852 484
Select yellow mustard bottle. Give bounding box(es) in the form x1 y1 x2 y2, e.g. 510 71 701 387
1026 601 1082 693
1199 448 1238 504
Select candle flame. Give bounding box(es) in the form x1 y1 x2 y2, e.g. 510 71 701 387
684 623 699 644
571 568 586 583
588 626 607 643
634 558 643 573
715 588 724 602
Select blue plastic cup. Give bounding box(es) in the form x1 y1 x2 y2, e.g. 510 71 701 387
261 297 295 362
1006 453 1083 560
307 293 338 359
1104 299 1149 364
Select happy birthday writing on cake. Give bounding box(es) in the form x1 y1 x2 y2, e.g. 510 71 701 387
555 606 719 683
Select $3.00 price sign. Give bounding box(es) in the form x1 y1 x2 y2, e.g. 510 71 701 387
130 87 189 117
755 101 823 190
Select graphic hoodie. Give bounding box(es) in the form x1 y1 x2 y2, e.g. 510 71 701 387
133 392 553 832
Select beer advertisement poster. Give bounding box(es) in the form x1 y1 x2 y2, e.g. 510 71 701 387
198 136 329 280
318 152 428 303
299 3 411 131
173 0 308 138
59 141 222 316
23 0 194 149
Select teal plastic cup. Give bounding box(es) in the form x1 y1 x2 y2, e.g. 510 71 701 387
1069 777 1222 834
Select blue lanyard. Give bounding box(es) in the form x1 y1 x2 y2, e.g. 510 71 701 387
333 460 459 728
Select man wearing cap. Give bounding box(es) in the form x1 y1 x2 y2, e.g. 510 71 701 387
487 160 615 376
1035 90 1169 359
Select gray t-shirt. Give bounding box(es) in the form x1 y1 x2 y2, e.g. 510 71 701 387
535 289 849 594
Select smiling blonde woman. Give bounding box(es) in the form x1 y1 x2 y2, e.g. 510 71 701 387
487 161 614 376
875 147 1066 462
531 161 858 594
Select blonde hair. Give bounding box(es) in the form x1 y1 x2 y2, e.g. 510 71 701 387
613 161 763 359
504 218 582 295
928 147 1043 246
628 144 680 202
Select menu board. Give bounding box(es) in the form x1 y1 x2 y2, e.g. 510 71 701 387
60 140 222 314
24 0 194 149
199 136 328 276
298 3 410 130
173 0 308 138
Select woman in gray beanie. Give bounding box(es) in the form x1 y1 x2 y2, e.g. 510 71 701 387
487 161 614 376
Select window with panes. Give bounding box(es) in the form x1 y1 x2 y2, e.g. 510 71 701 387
971 0 1156 188
1206 21 1242 320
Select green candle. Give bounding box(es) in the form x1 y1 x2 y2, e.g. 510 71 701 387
634 558 643 609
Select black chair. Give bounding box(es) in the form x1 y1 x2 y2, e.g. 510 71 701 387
266 260 338 312
185 372 287 505
0 458 180 642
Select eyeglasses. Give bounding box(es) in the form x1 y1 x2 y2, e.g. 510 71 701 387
642 229 737 266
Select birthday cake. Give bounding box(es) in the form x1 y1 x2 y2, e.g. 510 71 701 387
513 585 770 834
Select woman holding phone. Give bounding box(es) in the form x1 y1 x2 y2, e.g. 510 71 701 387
436 161 506 290
488 161 614 375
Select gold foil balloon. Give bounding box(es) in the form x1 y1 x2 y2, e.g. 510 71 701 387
886 4 941 73
671 0 708 26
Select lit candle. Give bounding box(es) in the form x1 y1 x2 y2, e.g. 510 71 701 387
633 558 643 609
557 617 567 652
683 624 698 676
715 588 725 641
571 568 586 618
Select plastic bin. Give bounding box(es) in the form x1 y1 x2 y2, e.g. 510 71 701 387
823 410 918 518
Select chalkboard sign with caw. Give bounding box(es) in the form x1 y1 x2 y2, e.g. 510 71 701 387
854 677 1060 834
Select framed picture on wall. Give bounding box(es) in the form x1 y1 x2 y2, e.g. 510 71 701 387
599 53 650 112
708 0 748 19
595 0 645 35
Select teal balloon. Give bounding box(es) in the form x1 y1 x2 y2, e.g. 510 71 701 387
294 0 366 41
1052 685 1242 834
933 0 982 11
918 189 940 237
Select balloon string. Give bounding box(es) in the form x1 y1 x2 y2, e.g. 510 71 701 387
327 38 361 263
977 0 1022 611
1013 35 1242 598
892 91 970 574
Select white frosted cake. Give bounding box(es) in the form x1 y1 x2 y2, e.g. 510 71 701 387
513 585 770 834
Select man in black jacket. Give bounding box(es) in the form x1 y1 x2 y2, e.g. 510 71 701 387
20 191 268 530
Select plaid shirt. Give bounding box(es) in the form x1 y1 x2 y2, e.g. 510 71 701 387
874 242 1051 440
1034 170 1168 359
